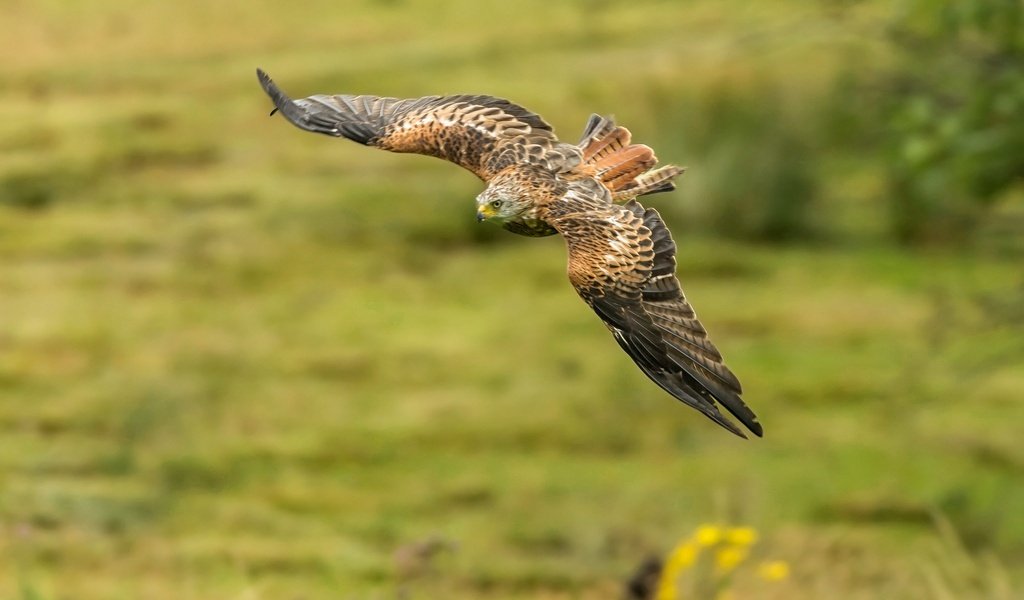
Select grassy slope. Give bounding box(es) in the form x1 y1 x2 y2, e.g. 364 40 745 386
2 1 1023 598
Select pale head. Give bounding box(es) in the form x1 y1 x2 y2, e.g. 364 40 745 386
475 179 532 223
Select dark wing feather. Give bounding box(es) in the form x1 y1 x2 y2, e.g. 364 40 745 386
256 69 581 180
552 196 762 438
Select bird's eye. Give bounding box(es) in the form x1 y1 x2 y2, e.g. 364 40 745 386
490 200 502 209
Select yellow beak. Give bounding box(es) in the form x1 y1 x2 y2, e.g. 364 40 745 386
476 204 494 222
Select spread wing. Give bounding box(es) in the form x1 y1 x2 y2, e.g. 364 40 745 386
257 69 581 181
553 198 762 438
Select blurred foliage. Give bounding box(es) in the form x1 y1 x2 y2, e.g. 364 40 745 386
639 82 822 242
662 0 1024 246
690 87 819 242
880 0 1024 243
920 515 1016 600
0 167 91 211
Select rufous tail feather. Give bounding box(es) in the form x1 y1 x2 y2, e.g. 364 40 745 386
611 165 686 201
577 114 684 201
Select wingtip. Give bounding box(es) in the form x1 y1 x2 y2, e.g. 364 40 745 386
256 68 276 96
731 410 763 439
723 417 762 440
256 69 276 116
732 403 763 438
256 68 296 120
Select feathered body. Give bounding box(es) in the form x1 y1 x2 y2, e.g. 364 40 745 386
257 69 762 438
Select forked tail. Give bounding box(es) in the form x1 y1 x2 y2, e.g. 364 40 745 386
577 114 684 202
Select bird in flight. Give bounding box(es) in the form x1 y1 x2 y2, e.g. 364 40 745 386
257 69 762 438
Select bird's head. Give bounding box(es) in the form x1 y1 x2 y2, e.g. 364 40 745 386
475 181 531 223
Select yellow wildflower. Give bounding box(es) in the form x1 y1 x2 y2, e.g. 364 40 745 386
714 546 748 574
725 526 759 547
656 525 786 599
757 560 791 581
656 581 678 600
656 541 699 600
695 524 722 547
667 543 698 570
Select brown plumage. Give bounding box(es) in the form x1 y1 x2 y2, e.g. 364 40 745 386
257 69 762 438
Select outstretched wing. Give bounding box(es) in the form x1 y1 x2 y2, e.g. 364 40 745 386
552 197 762 438
257 69 581 180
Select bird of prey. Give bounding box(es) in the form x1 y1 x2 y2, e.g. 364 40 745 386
257 69 762 438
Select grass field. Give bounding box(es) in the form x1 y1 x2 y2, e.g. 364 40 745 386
2 1 1023 598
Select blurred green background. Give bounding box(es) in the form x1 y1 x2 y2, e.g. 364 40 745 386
2 0 1023 598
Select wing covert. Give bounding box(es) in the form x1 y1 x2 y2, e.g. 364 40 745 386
553 198 762 438
257 69 581 180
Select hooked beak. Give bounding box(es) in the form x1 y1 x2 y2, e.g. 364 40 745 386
476 204 494 223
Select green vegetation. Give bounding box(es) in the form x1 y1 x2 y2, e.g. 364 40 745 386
2 1 1022 598
855 0 1024 243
